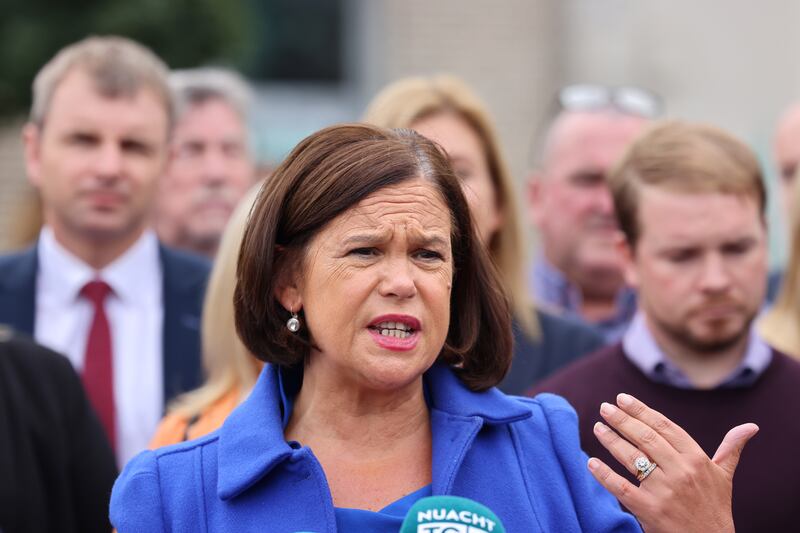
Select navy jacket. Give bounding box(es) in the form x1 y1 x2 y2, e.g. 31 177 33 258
0 244 209 405
111 363 639 532
499 308 607 395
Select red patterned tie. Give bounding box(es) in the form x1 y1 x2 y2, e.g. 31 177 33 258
81 280 116 450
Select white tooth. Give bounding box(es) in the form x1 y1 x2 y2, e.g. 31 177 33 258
392 330 399 338
390 321 398 330
400 331 408 338
381 329 389 336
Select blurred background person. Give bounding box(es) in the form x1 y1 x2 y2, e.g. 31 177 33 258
767 101 800 301
527 85 658 342
759 171 800 358
773 102 800 224
0 36 209 466
363 75 605 393
0 327 117 533
150 185 261 446
154 67 257 259
534 121 800 532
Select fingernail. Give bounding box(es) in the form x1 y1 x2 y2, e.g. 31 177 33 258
587 458 600 471
600 402 616 416
594 421 608 434
617 393 633 407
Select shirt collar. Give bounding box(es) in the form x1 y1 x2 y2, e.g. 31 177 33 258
531 255 637 342
216 362 532 500
37 226 95 304
37 226 160 305
623 311 772 389
531 255 578 310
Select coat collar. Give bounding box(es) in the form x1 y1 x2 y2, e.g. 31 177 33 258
216 362 531 499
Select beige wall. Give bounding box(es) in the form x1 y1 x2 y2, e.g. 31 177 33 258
0 120 35 251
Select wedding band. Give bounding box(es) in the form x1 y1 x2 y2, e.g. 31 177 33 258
634 456 657 481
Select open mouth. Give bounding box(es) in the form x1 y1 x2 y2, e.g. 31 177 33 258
368 321 416 339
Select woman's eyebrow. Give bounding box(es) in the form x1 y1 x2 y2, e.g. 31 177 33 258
414 234 450 248
340 230 389 246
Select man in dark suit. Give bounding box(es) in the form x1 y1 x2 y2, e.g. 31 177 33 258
0 36 209 466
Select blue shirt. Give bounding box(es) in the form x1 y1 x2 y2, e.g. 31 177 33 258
623 312 772 389
334 484 432 531
531 256 636 343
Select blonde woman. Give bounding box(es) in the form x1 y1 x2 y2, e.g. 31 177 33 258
760 173 800 357
149 185 262 446
364 75 605 393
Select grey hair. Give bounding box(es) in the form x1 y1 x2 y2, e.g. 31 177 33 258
30 35 172 128
169 67 252 123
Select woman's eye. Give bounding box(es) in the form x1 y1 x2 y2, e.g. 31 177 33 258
415 249 444 261
349 247 376 257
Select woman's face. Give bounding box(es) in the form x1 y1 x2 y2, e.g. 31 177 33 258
287 179 454 392
412 112 503 245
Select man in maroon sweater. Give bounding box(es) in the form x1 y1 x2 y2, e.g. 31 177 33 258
533 121 800 533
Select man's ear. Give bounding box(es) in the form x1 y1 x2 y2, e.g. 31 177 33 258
526 171 545 227
22 123 43 188
616 231 638 288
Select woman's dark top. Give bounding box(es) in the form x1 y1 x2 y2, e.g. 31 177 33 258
498 308 606 395
0 329 117 533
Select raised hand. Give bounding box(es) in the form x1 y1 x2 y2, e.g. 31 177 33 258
586 392 758 533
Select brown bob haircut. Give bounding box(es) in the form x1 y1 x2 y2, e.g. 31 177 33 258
234 123 512 391
609 120 766 248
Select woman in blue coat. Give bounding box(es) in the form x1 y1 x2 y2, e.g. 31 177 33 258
112 124 754 532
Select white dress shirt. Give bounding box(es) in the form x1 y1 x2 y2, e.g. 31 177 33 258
35 226 164 467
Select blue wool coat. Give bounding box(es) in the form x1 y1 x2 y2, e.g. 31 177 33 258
111 364 640 532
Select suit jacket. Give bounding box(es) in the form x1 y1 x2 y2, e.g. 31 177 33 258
499 308 607 395
0 243 209 405
111 364 639 532
0 329 118 533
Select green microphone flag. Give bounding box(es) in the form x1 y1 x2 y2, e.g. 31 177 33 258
399 495 506 533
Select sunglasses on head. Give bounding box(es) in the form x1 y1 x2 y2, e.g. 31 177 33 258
557 84 663 118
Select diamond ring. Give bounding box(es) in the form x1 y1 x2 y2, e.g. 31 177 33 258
634 456 658 482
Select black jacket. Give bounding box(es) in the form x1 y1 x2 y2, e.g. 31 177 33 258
0 330 117 533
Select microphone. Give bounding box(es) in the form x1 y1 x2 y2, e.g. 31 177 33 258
399 495 506 533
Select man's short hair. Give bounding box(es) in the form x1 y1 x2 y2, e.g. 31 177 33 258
169 67 252 123
30 35 172 128
609 120 766 247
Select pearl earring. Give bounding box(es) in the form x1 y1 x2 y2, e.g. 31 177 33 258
286 308 300 333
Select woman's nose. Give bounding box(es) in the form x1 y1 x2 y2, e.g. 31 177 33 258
378 258 417 299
